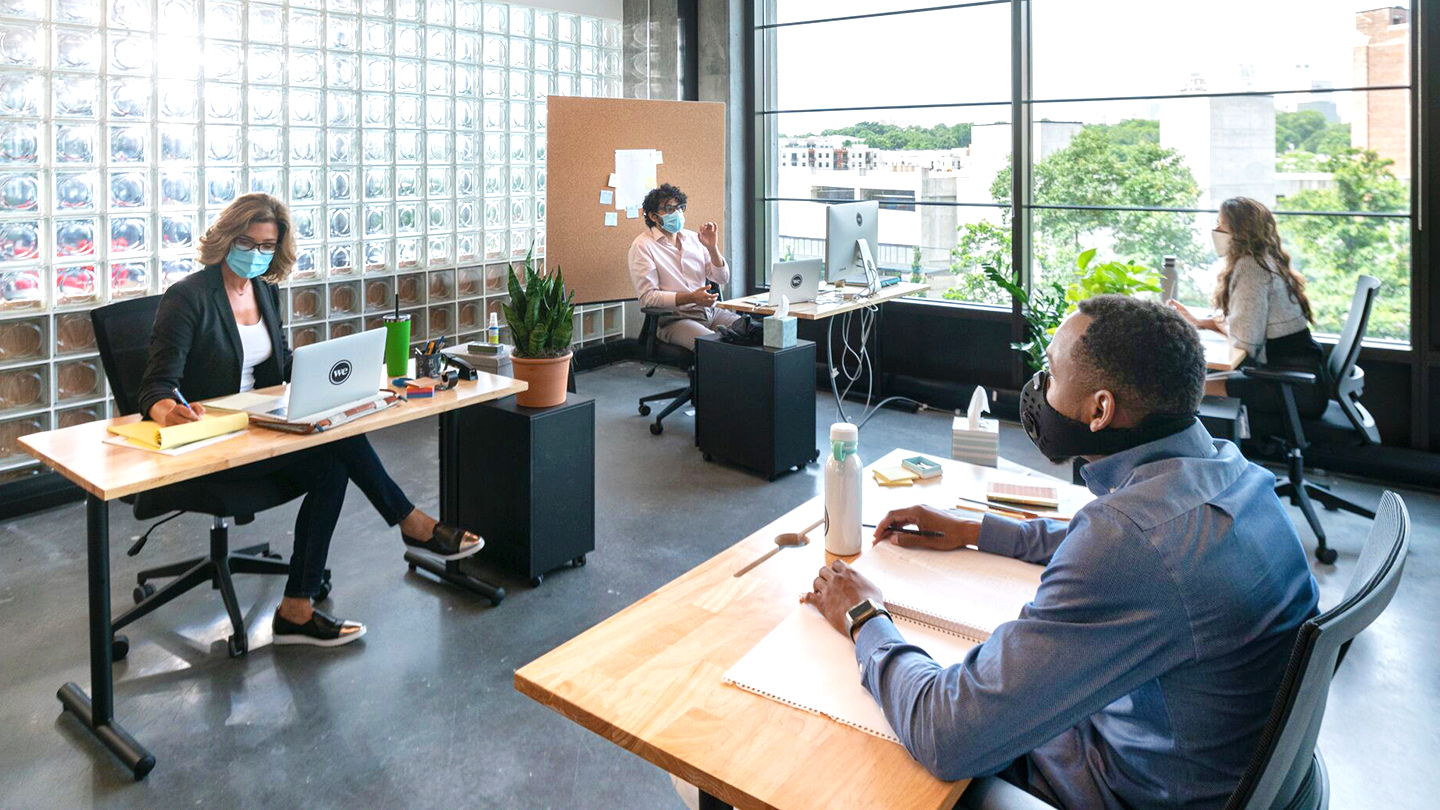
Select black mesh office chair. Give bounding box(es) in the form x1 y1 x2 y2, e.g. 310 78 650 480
636 307 696 435
961 491 1410 810
1241 276 1382 564
92 296 322 659
1223 490 1408 810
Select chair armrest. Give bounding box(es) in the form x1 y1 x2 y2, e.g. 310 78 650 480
960 776 1058 810
1241 368 1317 386
641 306 673 316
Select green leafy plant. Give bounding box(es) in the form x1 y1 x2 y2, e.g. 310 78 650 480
502 248 576 359
983 249 1161 373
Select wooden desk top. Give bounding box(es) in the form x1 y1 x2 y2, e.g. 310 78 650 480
717 281 930 321
19 372 527 502
515 449 1092 810
1202 333 1247 371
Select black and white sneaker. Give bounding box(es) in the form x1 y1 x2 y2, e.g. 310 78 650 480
272 608 366 647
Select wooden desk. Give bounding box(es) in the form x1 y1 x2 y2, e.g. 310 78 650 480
716 280 929 321
17 371 525 780
516 449 1092 810
1201 332 1247 371
716 282 929 423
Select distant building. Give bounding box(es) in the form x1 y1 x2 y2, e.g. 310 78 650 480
1353 6 1411 179
1275 171 1336 201
777 136 877 172
1297 80 1339 124
1161 89 1276 208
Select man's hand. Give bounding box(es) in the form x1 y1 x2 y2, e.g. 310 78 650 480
872 504 980 551
697 221 719 250
679 287 719 308
149 398 206 426
801 560 885 638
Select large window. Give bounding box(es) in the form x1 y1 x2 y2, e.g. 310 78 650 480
755 1 1416 338
0 1 623 484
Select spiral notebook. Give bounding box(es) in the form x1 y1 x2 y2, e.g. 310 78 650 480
721 543 1044 744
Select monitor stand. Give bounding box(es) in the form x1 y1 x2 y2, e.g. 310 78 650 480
855 238 881 296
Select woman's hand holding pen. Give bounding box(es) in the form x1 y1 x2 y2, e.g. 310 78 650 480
150 398 206 426
871 504 981 551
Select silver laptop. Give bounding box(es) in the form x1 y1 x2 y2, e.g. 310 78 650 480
243 327 387 423
768 259 823 306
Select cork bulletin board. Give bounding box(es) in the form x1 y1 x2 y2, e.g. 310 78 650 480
546 96 727 305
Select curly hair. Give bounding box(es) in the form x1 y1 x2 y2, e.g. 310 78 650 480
641 183 687 229
1073 294 1206 416
196 193 298 285
1213 196 1313 323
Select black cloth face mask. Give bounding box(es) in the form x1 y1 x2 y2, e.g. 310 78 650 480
1019 370 1196 464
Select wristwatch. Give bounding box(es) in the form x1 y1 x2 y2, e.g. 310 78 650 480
845 598 891 642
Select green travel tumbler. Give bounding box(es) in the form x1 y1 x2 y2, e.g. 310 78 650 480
382 313 411 377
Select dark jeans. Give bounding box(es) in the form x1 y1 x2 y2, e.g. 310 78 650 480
1226 328 1330 421
207 435 414 598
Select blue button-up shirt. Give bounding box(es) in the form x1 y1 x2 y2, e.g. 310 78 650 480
854 421 1319 809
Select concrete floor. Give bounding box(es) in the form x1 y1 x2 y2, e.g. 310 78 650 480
0 361 1435 809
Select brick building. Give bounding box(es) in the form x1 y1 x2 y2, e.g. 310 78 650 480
1353 6 1411 179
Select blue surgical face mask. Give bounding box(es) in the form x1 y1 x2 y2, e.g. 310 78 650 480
660 210 685 233
226 243 273 279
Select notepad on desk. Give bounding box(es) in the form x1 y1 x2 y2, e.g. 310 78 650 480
106 411 250 452
722 542 1043 744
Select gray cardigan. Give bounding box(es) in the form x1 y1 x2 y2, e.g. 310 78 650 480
1223 255 1309 364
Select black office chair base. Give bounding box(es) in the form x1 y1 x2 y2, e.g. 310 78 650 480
1276 474 1376 566
110 525 313 660
56 682 156 781
404 549 506 606
639 384 693 435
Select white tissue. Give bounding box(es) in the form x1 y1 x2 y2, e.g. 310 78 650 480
776 295 790 319
967 386 990 430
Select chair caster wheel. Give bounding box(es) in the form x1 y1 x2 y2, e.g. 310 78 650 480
228 633 247 658
811 450 821 463
650 423 663 435
529 575 544 587
573 555 586 567
112 635 130 661
639 404 651 416
408 562 417 571
702 453 713 462
1315 546 1338 565
313 581 332 603
265 551 283 560
133 583 155 604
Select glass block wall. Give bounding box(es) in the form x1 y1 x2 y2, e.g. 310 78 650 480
0 0 626 483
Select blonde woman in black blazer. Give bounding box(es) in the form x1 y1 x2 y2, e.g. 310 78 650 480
140 193 482 647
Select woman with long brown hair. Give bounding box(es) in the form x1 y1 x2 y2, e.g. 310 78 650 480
1169 196 1328 416
140 193 482 647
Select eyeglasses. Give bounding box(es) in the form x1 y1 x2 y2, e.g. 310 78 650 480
657 202 686 215
234 236 278 254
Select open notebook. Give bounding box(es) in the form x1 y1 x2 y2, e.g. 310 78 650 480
722 542 1044 744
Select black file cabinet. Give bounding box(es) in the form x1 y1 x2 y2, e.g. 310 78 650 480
440 395 595 587
695 334 818 481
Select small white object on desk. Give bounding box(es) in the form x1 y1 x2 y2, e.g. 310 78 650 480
952 386 998 468
762 294 797 349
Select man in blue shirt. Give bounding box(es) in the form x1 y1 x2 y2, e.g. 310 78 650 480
804 295 1319 809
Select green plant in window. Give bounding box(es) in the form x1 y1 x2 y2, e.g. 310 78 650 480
1062 248 1161 310
982 265 1067 373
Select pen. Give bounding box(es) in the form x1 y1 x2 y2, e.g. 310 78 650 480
172 386 194 411
863 523 946 538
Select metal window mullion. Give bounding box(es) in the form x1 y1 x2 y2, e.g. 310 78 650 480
1009 0 1032 388
757 0 1009 30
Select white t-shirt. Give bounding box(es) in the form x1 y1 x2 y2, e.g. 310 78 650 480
237 319 274 392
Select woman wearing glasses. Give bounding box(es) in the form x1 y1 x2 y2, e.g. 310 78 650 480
1168 196 1328 417
139 193 481 648
627 183 739 349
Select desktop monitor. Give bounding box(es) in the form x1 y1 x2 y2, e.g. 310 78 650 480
825 200 880 290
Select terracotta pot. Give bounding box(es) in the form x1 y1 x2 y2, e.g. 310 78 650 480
510 352 572 408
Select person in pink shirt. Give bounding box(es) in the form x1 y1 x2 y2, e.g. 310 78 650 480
627 183 740 350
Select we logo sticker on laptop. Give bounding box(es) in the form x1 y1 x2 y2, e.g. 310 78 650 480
329 360 353 385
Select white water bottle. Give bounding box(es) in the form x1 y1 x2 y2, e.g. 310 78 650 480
824 423 863 556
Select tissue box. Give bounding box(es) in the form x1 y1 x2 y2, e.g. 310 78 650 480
763 315 797 349
952 415 998 468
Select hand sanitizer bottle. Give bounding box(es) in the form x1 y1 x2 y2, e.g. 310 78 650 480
824 423 863 556
487 312 501 345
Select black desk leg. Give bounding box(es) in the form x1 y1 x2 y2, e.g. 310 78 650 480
56 495 156 781
699 790 733 810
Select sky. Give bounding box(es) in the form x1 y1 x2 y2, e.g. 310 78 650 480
772 0 1411 133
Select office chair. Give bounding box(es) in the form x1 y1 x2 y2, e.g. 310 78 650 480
960 491 1410 810
1240 275 1382 564
1223 490 1408 810
92 296 321 659
636 307 696 435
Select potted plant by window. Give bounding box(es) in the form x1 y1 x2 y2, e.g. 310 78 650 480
502 250 576 408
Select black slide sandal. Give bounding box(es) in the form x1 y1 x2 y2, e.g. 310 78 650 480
402 522 484 561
